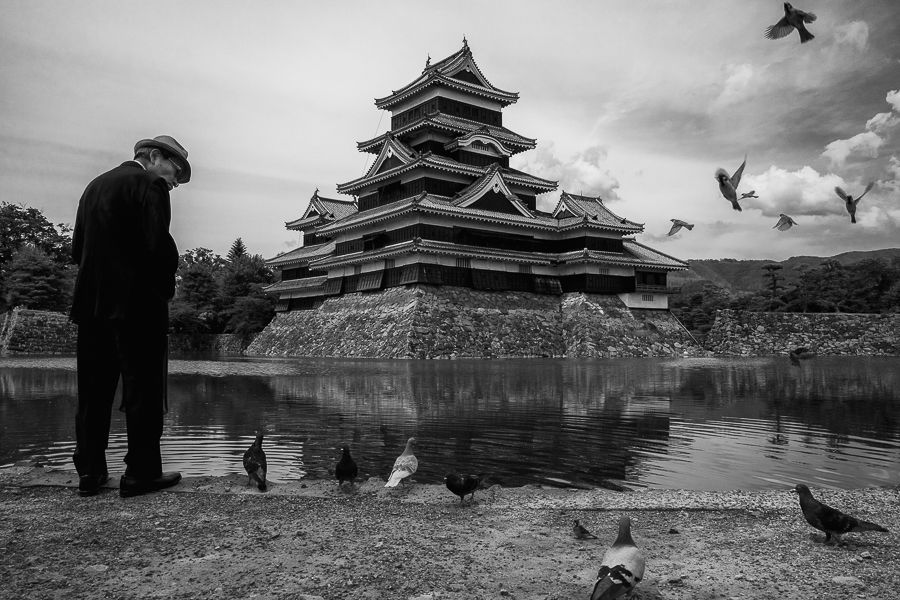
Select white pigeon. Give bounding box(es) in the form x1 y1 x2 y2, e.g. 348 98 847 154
385 437 418 488
590 516 645 600
667 219 694 236
773 214 797 231
715 155 746 212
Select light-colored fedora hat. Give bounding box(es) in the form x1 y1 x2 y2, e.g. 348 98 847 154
134 135 191 184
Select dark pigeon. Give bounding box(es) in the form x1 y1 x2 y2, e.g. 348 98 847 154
789 347 816 367
243 433 267 492
445 473 487 506
793 484 888 544
573 519 598 540
335 445 358 486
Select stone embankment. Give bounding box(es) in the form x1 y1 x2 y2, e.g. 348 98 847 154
0 308 76 355
705 308 900 356
245 284 699 359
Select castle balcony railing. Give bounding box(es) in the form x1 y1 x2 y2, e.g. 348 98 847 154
635 284 681 294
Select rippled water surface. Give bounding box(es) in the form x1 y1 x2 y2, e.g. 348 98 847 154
1 355 898 491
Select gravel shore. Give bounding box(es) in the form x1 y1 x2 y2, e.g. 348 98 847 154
1 466 897 600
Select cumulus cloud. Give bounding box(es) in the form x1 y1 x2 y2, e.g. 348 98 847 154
833 21 869 50
822 131 885 166
741 165 848 218
513 141 621 206
821 88 900 166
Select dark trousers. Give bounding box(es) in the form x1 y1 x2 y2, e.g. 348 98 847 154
73 318 168 480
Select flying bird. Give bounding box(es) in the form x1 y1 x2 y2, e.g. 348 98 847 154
445 472 487 506
590 516 645 600
335 445 358 487
773 214 797 231
573 519 598 540
835 182 874 224
385 437 418 488
793 484 888 545
789 347 816 367
765 3 817 44
740 190 759 200
243 432 267 492
667 219 694 236
715 156 747 212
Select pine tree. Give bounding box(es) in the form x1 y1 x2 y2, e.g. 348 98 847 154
227 237 247 262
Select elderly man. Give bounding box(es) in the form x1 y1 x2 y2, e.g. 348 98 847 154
70 135 190 498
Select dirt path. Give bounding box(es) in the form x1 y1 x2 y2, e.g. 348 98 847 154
1 466 898 599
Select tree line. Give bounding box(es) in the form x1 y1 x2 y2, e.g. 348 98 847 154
671 257 900 338
0 202 275 336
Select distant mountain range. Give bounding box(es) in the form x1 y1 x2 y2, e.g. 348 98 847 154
669 248 900 294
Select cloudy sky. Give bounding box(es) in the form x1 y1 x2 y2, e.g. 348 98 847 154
2 1 899 262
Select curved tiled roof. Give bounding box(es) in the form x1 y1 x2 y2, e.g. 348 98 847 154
263 275 328 295
337 151 555 195
551 191 643 233
374 41 518 110
285 191 357 230
266 240 336 267
358 113 536 154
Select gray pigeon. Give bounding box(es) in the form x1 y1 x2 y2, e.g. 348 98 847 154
715 156 746 211
773 214 797 231
766 3 817 44
835 182 874 224
740 190 758 200
590 516 645 600
385 437 418 487
573 519 598 540
667 219 694 236
793 484 888 544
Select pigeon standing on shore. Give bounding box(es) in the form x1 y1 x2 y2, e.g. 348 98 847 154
243 433 267 492
385 437 418 488
835 182 874 224
445 472 487 506
573 519 598 540
715 156 747 212
335 445 358 487
793 484 889 544
590 516 645 600
774 214 797 231
765 3 817 44
789 347 816 367
667 219 694 236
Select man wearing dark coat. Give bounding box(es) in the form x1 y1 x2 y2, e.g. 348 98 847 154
70 135 191 498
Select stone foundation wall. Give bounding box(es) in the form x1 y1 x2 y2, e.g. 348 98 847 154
168 333 257 355
0 308 77 355
245 285 699 359
705 309 900 356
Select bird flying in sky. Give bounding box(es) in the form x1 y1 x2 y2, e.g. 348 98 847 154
667 219 694 236
793 484 888 545
773 214 797 231
715 156 747 212
835 182 875 224
740 190 758 200
765 3 817 44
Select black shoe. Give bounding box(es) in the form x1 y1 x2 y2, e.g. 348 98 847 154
77 473 110 497
119 472 182 498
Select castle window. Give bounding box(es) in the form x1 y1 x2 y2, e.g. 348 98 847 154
599 267 610 275
354 265 362 275
519 264 532 274
642 294 654 302
384 258 395 269
456 257 471 269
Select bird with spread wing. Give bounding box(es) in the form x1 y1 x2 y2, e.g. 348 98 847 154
715 156 747 212
835 182 874 224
